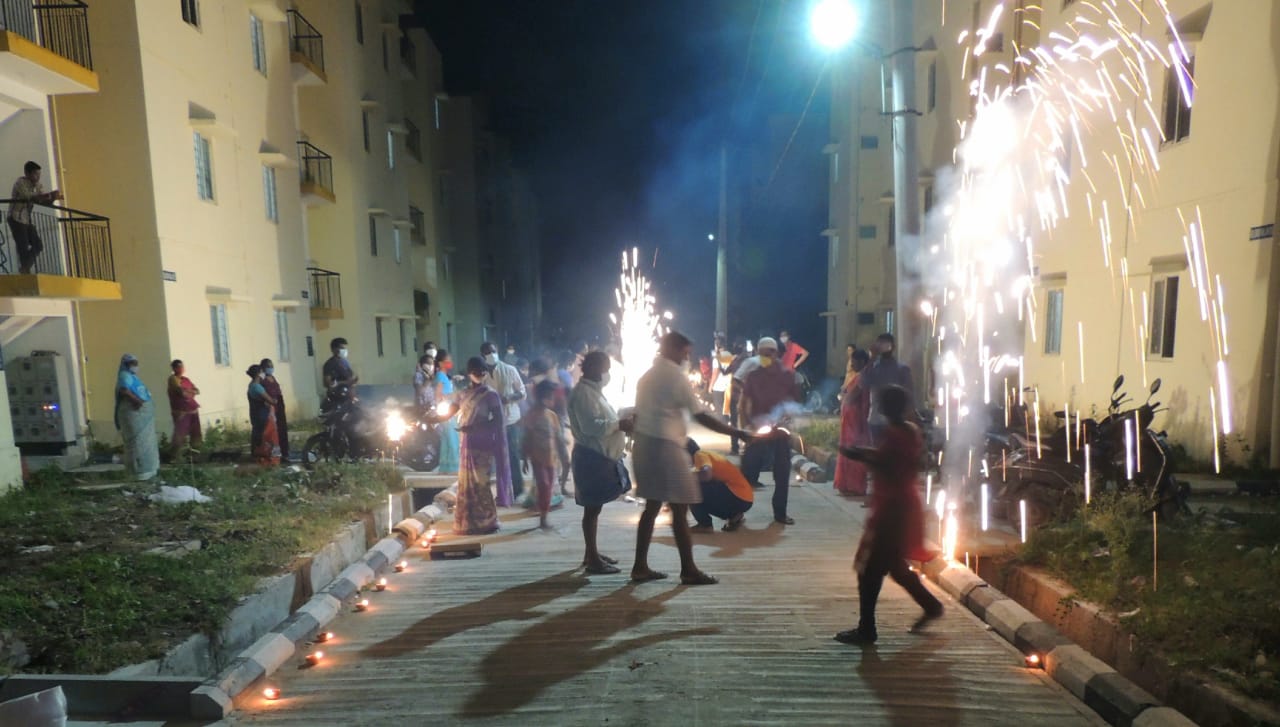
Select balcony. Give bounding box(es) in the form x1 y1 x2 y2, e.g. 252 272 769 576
298 141 335 205
398 35 416 80
0 200 120 301
287 9 325 86
307 267 343 322
0 0 97 96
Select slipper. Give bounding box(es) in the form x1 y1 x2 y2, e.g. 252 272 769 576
585 563 621 575
722 514 745 532
599 554 619 565
910 607 944 633
630 569 669 583
834 628 877 645
679 571 719 586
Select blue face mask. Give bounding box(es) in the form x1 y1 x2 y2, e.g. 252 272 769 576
264 368 274 377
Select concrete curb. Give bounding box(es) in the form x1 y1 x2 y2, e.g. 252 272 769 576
189 505 445 720
926 560 1192 727
788 453 828 483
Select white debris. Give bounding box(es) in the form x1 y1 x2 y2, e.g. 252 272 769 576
147 485 212 504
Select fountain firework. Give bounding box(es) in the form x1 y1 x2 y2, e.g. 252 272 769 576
921 0 1233 553
606 248 667 408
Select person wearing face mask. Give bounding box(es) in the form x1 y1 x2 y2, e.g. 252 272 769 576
432 350 460 474
259 358 289 463
167 359 202 460
115 354 160 481
778 330 809 372
414 354 437 411
857 332 917 444
503 344 519 366
322 337 358 393
480 341 527 500
449 357 509 532
568 351 632 574
740 337 801 525
630 331 756 585
423 341 437 359
246 364 280 466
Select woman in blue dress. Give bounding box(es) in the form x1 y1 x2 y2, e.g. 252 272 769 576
434 349 460 474
115 353 159 481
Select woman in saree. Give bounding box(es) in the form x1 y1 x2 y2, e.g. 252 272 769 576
115 353 160 481
449 357 511 534
434 349 460 475
246 364 280 466
834 347 871 495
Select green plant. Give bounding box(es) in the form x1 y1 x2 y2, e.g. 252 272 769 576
797 419 840 453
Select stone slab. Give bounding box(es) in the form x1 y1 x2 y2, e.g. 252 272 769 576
0 676 200 719
1047 645 1116 701
1015 620 1075 656
1131 706 1203 727
964 584 1009 619
984 598 1040 644
216 572 297 666
1085 671 1159 726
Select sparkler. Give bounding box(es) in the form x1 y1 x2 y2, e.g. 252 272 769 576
1019 499 1028 544
1083 443 1091 504
980 483 989 531
608 248 666 408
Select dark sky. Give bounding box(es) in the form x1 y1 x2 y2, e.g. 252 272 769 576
417 0 831 370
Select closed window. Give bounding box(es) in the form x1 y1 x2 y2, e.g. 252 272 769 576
194 132 214 201
354 1 363 44
887 205 895 247
399 320 410 356
275 309 291 362
829 151 839 184
361 110 370 152
393 227 402 263
386 129 395 169
860 135 878 150
883 309 896 336
250 13 266 73
210 304 230 366
1044 289 1064 354
1162 56 1194 144
369 215 378 256
927 59 937 112
858 225 876 239
181 0 200 27
409 206 425 245
262 165 277 222
1149 276 1179 358
375 317 385 357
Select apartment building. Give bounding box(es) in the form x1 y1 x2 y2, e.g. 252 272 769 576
827 0 1280 462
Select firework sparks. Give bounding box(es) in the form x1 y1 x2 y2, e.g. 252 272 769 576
608 248 667 408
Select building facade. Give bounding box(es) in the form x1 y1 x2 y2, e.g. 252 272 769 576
827 0 1280 463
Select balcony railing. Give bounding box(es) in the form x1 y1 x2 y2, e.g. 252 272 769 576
399 35 416 77
0 199 114 281
287 9 323 75
307 267 342 312
0 0 93 70
297 140 334 202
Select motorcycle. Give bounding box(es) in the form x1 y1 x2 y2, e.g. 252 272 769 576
301 386 443 472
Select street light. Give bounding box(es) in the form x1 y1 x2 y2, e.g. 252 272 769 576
810 0 859 51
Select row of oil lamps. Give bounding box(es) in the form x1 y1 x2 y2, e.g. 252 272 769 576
261 527 439 701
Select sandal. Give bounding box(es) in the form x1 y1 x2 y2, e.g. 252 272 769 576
585 562 621 575
630 569 669 583
679 571 719 586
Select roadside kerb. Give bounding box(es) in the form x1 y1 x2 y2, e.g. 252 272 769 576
189 509 441 720
923 557 1189 727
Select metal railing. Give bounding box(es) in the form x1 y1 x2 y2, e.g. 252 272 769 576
399 35 416 76
307 267 342 311
286 9 323 74
0 199 115 281
0 0 93 70
297 140 333 194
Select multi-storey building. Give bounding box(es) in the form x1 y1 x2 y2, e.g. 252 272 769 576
827 0 1280 462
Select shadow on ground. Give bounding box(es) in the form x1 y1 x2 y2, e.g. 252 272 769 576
853 638 960 727
459 584 720 718
653 519 789 559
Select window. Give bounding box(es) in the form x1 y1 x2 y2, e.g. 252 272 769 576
1149 276 1179 358
399 320 410 356
354 1 363 44
181 0 200 27
442 252 451 281
275 310 291 362
210 304 230 365
368 215 378 256
433 97 443 130
262 165 278 222
1044 289 1064 354
860 135 878 150
409 206 425 245
393 227 402 263
883 309 896 335
386 129 395 169
361 110 371 152
1162 56 1194 144
927 59 937 112
887 205 895 247
375 317 385 357
856 312 875 325
194 132 213 201
829 151 839 184
250 13 266 74
382 34 389 72
858 225 876 239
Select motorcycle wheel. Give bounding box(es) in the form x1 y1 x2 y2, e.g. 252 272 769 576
301 432 331 469
804 390 823 413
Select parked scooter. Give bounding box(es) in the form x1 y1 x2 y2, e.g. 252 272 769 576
301 386 443 471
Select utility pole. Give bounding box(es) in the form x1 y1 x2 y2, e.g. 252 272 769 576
716 143 729 335
888 0 924 395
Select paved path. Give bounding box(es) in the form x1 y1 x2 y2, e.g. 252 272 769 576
231 434 1102 727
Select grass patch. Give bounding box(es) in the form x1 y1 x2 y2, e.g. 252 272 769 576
1017 493 1280 702
0 461 405 674
797 418 840 453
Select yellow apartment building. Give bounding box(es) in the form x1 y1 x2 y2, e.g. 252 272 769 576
0 0 116 490
827 0 1280 463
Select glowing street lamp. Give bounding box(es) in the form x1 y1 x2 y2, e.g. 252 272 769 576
809 0 859 51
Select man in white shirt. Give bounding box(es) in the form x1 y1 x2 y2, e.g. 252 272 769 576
630 331 754 586
482 341 528 499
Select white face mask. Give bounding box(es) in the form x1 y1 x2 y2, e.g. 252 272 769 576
780 336 789 344
422 364 433 373
338 348 349 359
426 348 437 358
483 352 498 366
600 372 611 387
128 365 139 374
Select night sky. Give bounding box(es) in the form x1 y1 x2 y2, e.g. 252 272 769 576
417 0 831 371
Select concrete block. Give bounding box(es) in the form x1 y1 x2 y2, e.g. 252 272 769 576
1085 671 1159 727
244 633 295 676
189 684 232 720
209 657 266 701
1 676 200 720
1047 644 1115 701
964 585 1008 619
1014 620 1074 655
297 594 341 628
937 565 986 600
369 537 404 565
983 599 1040 644
1131 707 1199 727
158 633 214 676
216 572 296 664
275 611 320 646
108 659 160 677
334 561 375 590
0 686 65 725
321 575 359 602
920 555 947 580
393 516 426 541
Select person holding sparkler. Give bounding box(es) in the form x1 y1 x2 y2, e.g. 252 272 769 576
740 337 801 525
836 385 942 644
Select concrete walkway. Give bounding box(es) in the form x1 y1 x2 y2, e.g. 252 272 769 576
230 437 1103 726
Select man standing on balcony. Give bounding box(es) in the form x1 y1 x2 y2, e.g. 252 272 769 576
481 341 527 500
7 161 62 274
